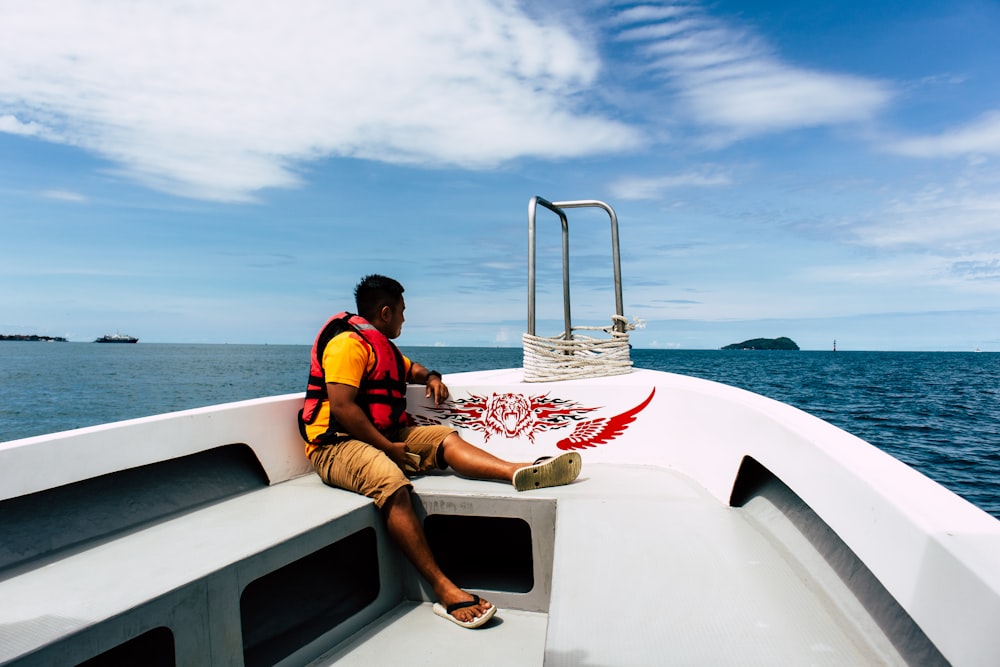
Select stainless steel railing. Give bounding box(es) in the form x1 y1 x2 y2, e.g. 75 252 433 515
527 196 625 339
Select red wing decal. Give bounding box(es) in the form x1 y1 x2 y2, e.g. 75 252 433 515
555 388 655 451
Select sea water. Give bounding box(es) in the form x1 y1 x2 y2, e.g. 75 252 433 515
1 342 997 519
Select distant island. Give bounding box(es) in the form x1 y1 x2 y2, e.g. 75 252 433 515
722 337 799 351
1 334 67 342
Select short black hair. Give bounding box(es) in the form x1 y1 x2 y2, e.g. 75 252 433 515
354 274 404 321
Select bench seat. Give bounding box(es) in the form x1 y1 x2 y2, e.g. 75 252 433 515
0 475 385 666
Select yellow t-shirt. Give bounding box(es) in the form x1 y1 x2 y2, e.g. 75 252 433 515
304 331 412 455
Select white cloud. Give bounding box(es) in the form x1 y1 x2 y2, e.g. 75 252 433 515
617 18 703 42
834 170 1000 292
612 4 892 138
682 65 889 134
610 169 731 200
610 4 694 26
0 0 639 201
850 184 1000 251
41 189 88 203
0 114 45 137
887 110 1000 158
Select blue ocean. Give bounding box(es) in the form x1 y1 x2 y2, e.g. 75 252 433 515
1 342 997 519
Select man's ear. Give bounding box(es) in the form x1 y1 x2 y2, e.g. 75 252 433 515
378 305 392 322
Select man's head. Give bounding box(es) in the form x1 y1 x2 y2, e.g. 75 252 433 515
355 274 405 338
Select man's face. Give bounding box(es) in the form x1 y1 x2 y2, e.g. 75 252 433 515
383 298 405 339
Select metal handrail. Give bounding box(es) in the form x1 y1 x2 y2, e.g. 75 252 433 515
527 196 625 339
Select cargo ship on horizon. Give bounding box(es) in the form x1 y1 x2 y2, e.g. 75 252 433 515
94 333 138 343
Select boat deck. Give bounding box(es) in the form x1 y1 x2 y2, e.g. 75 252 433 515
310 464 917 666
1 445 944 666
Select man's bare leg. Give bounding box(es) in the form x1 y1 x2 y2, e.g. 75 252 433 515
438 432 524 480
382 485 492 623
438 432 582 490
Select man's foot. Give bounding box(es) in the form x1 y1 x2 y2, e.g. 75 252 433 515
433 593 497 629
432 588 496 628
512 452 582 491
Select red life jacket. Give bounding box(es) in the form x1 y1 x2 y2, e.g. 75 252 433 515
298 312 409 444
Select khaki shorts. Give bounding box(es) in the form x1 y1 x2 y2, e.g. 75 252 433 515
308 425 456 508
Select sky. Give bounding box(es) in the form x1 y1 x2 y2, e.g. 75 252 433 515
2 0 1000 351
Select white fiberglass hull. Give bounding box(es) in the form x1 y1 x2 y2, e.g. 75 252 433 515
1 367 997 666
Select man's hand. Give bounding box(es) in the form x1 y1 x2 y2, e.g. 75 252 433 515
412 363 450 405
425 375 449 405
382 440 412 471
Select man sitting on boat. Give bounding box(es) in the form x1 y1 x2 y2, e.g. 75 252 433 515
298 274 581 628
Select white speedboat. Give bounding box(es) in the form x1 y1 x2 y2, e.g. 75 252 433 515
1 199 997 666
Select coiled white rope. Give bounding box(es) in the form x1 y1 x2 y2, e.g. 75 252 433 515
522 315 642 382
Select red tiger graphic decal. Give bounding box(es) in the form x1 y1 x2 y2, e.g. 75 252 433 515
415 388 655 448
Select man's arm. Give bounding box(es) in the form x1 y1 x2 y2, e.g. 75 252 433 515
408 362 449 404
327 382 409 468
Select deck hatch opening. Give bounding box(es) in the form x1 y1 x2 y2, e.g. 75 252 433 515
423 515 534 593
76 626 175 667
240 527 380 667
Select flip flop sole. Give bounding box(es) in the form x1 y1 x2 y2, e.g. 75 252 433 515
513 452 582 491
432 600 497 629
